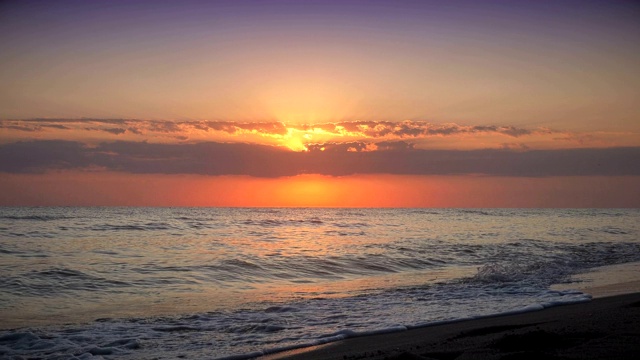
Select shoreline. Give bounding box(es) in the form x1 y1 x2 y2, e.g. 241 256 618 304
256 263 640 360
263 287 640 360
551 261 640 298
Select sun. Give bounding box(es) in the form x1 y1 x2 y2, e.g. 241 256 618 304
279 125 349 152
282 132 309 152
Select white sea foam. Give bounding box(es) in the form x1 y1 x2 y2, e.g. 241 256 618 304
0 286 598 359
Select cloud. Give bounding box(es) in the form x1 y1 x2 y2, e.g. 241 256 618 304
0 123 70 132
375 140 415 151
301 121 545 138
0 140 91 172
305 141 414 152
0 124 40 132
499 142 530 151
96 127 127 135
306 141 372 153
2 119 637 156
147 121 183 133
1 140 638 178
0 118 557 139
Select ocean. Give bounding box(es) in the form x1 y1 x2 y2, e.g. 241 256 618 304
1 207 639 359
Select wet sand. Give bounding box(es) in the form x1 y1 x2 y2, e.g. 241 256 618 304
264 290 640 360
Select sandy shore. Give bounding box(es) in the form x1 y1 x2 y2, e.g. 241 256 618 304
263 291 640 360
551 262 640 298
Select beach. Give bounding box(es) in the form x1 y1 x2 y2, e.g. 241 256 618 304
266 289 640 360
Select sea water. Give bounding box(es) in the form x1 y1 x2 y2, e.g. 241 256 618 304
1 208 639 359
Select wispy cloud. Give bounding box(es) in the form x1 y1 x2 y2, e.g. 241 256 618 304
0 118 553 138
319 121 547 138
2 118 637 151
305 141 413 152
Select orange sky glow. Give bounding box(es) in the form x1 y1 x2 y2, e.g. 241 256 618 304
1 172 639 208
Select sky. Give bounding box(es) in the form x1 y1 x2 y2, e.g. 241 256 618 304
1 0 639 207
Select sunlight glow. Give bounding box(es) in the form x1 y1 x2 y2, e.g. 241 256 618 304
273 176 339 207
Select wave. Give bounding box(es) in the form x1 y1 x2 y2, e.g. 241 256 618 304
332 222 368 228
409 209 443 215
240 218 325 227
0 214 75 221
0 285 592 360
594 226 628 235
459 209 496 216
323 230 366 236
90 222 177 231
0 267 133 298
237 218 375 231
3 240 639 300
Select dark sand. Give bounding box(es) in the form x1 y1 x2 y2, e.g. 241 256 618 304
263 292 640 360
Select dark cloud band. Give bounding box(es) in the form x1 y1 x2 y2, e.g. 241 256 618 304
1 140 638 177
